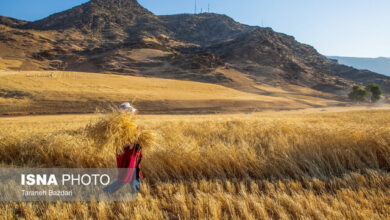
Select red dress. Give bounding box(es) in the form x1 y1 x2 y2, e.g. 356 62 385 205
116 145 143 183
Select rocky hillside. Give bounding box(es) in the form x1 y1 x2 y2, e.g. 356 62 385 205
1 0 390 95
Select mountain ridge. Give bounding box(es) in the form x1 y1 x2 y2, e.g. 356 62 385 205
329 56 390 77
1 0 390 97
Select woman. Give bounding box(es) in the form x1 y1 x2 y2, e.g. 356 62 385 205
103 103 143 195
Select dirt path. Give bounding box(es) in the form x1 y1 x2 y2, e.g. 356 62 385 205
281 104 390 114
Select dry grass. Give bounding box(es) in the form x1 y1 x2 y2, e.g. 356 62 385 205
0 71 338 115
0 71 283 101
1 110 390 219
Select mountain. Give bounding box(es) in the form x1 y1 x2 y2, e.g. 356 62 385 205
1 0 390 97
160 13 253 47
329 56 390 77
0 16 28 27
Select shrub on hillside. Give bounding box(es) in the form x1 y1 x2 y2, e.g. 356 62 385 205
365 83 382 103
348 85 367 102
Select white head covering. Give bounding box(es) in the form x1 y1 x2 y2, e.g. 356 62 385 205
119 102 137 116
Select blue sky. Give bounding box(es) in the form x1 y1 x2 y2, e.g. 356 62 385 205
0 0 389 58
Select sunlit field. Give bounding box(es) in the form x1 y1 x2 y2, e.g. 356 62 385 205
1 110 390 219
0 71 339 115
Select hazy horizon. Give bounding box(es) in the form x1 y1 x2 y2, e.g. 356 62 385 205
328 56 390 59
0 0 389 58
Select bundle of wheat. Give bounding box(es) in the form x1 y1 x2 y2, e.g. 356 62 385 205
137 129 155 149
86 111 155 153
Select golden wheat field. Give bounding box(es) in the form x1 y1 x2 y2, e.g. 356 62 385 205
1 109 390 219
0 71 339 115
